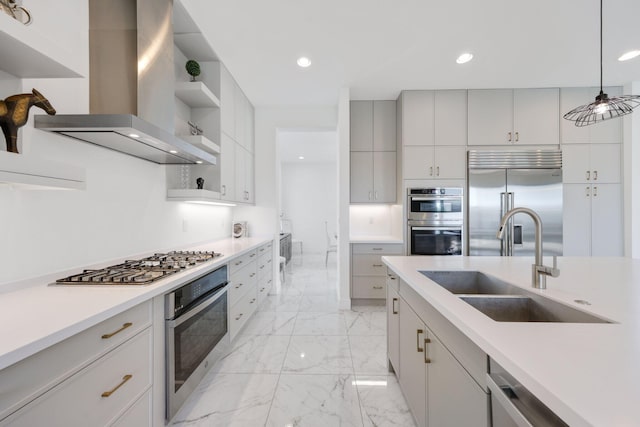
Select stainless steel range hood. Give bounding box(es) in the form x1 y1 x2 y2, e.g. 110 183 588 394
34 0 216 165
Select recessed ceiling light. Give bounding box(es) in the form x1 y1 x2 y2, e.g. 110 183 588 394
618 50 640 61
195 160 203 164
128 133 140 138
456 53 473 64
297 57 311 68
169 150 178 154
298 156 305 160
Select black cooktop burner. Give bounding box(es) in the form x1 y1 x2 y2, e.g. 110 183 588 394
55 251 222 285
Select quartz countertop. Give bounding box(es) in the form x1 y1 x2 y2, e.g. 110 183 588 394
382 255 640 427
0 237 273 371
350 235 404 244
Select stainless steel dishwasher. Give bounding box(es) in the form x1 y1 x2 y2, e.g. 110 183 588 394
487 359 569 427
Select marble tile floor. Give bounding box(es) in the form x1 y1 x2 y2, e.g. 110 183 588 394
170 254 416 427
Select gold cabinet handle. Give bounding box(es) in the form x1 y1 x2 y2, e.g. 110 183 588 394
429 166 433 176
101 322 132 339
593 170 598 181
101 374 132 397
586 186 590 197
221 185 226 196
373 285 383 290
372 247 383 251
235 283 243 289
250 298 256 304
235 313 243 321
372 264 384 267
436 166 440 176
260 265 265 270
586 171 590 181
250 253 256 258
515 132 519 142
424 338 432 364
593 186 598 197
250 273 256 278
508 132 512 142
416 329 424 352
235 260 243 266
392 298 398 314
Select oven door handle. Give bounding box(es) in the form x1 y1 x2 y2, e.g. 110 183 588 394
410 196 461 202
167 285 228 328
411 226 462 231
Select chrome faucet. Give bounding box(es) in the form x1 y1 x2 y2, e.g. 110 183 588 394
496 207 560 289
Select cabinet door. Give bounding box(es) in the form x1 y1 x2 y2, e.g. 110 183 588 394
245 150 255 204
513 88 559 145
562 144 590 184
350 101 373 151
402 91 435 146
590 144 620 183
235 144 248 202
373 151 396 202
403 146 435 180
562 184 592 256
387 285 400 375
234 87 247 147
435 90 467 146
220 64 236 139
591 184 623 256
373 100 397 151
427 332 488 427
246 102 255 153
220 134 236 201
560 87 591 144
468 89 513 145
589 86 623 144
399 298 426 427
434 146 466 179
350 151 373 202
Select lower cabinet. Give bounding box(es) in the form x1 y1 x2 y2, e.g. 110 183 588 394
386 274 400 374
351 243 403 300
391 279 489 427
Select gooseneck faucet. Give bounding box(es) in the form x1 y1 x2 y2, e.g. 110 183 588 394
496 207 560 289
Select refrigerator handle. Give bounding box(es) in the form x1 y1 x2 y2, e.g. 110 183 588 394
500 192 507 256
507 192 515 256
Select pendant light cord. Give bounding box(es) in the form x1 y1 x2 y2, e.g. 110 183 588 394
600 0 603 94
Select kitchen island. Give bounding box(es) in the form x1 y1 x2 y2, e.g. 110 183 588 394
382 255 640 427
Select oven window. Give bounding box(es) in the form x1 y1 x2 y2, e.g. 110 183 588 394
411 199 462 214
411 228 462 255
173 292 227 392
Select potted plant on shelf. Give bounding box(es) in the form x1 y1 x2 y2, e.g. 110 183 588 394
185 60 201 82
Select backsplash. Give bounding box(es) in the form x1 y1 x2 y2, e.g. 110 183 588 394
349 204 402 237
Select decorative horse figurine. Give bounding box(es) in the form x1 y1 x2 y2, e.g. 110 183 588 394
0 88 56 154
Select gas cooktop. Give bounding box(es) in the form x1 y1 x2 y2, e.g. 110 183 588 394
54 251 222 285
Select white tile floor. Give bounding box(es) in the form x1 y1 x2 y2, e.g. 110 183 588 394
170 254 416 427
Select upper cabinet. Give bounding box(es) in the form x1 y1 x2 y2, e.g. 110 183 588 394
350 101 396 151
468 88 559 145
560 87 622 144
400 91 435 146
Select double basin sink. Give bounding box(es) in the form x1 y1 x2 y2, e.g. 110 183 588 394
420 271 610 323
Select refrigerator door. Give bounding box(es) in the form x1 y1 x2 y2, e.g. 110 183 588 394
506 169 563 257
468 169 507 256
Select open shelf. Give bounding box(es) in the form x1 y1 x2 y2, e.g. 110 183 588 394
0 13 83 78
0 151 85 190
175 81 220 108
174 33 218 62
167 189 237 206
178 135 221 155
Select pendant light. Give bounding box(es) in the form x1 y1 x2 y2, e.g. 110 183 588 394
563 0 640 127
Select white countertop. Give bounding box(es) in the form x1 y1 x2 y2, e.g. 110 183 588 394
0 237 272 371
382 255 640 427
350 235 404 244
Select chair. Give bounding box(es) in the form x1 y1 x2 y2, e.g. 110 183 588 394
281 218 303 256
279 256 286 283
325 221 337 267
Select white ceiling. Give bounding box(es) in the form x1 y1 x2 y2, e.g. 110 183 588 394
184 0 640 107
279 130 337 164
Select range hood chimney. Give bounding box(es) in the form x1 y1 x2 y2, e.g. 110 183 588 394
35 0 216 165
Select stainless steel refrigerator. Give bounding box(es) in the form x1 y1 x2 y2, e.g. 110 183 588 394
466 150 563 256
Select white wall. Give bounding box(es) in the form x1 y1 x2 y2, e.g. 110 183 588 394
0 1 233 285
623 81 640 258
337 88 351 309
281 162 337 253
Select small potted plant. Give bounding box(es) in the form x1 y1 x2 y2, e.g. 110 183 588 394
185 60 201 82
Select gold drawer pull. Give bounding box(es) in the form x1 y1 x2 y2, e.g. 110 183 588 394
392 298 398 314
424 338 432 364
101 322 132 339
250 273 256 278
101 374 132 397
235 313 243 320
250 253 256 257
373 286 383 290
416 329 424 352
235 260 243 266
372 264 384 267
250 298 256 304
235 283 243 289
372 247 383 251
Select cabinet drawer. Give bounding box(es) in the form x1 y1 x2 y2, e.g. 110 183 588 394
257 255 273 280
0 301 152 420
352 276 386 299
257 276 273 305
352 244 403 254
387 272 400 293
230 286 258 339
229 250 258 275
3 329 152 427
229 261 258 306
111 389 151 427
352 254 387 276
257 242 273 257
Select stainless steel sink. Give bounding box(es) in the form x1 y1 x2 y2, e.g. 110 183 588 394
421 270 611 323
421 270 521 295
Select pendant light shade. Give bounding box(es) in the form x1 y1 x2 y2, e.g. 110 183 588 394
563 0 640 127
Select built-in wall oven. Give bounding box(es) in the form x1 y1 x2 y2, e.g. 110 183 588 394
165 264 229 420
407 188 464 255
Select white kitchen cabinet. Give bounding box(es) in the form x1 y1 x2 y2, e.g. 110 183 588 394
350 243 403 300
220 63 236 139
468 88 559 145
350 101 396 151
350 151 397 203
220 133 236 201
562 144 620 184
229 249 259 340
402 146 466 180
560 87 622 144
234 143 255 204
112 390 152 427
399 297 427 427
434 90 468 146
386 275 400 375
400 91 435 146
563 183 623 256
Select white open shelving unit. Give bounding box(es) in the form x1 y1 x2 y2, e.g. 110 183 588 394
175 81 220 108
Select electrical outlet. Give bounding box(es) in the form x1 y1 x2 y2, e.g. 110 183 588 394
369 217 374 224
182 219 188 232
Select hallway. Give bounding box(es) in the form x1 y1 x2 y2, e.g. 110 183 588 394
170 254 415 426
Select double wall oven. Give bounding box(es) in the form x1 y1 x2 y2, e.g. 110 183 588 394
407 187 463 256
